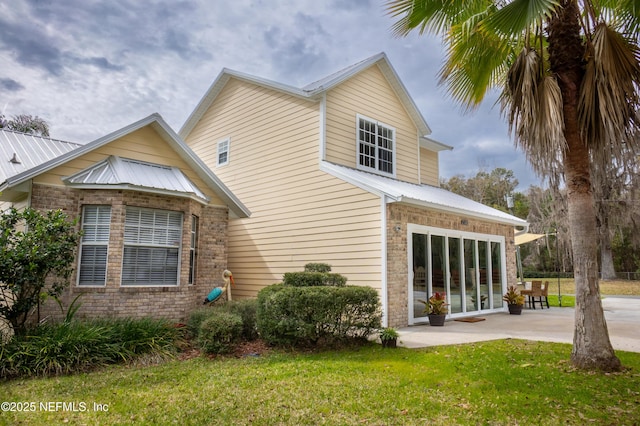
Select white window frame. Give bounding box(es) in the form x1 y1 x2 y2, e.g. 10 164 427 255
217 138 230 167
356 114 396 177
122 206 183 287
77 205 111 287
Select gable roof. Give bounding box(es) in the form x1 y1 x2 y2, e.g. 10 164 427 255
63 155 210 203
320 161 527 228
0 114 250 218
180 52 452 151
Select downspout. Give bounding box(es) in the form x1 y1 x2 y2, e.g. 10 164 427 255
380 195 388 327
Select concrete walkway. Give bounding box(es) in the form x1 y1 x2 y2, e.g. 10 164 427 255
397 297 640 353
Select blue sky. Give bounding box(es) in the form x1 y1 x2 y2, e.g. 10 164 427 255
0 0 541 189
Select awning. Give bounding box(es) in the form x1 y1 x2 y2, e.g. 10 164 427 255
515 233 546 245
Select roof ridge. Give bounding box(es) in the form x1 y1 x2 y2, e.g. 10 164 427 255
302 52 385 92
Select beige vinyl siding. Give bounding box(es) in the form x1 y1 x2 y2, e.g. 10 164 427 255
325 65 420 184
32 127 227 207
185 78 383 297
420 148 439 186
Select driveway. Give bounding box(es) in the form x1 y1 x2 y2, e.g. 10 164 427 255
397 297 640 353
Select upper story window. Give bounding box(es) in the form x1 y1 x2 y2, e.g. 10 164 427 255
357 115 395 176
217 138 230 166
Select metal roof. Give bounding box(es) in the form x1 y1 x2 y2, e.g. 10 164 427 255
63 156 210 203
0 129 81 183
320 161 528 228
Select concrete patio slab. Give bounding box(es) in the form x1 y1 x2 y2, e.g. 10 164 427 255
397 297 640 353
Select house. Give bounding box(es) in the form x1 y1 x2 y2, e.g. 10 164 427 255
0 114 249 323
180 52 528 327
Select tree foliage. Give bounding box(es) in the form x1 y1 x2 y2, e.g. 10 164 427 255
0 208 81 335
0 114 50 136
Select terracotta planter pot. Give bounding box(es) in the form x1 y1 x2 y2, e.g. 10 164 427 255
508 304 523 315
428 314 446 326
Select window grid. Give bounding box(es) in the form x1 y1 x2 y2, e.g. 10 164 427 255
357 116 394 175
217 138 230 166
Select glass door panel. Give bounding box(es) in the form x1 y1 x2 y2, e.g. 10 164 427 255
478 241 490 310
491 241 504 308
464 239 478 311
412 233 428 319
430 235 446 295
448 237 462 314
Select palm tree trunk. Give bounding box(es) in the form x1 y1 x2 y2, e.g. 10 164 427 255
549 0 621 371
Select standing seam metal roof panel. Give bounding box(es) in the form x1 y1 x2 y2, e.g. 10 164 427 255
0 130 81 183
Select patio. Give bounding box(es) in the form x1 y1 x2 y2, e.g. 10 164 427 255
397 297 640 353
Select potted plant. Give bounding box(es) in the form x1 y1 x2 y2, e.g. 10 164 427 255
419 292 448 326
503 286 525 315
379 327 399 348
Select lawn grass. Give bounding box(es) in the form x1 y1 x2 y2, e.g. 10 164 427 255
529 278 640 297
2 340 639 425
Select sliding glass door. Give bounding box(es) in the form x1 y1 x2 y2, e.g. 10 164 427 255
409 225 506 323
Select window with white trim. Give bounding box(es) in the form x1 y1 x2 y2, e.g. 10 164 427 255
217 138 230 166
122 207 183 286
78 205 111 286
357 115 395 176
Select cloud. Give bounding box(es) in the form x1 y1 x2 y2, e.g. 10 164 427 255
0 78 24 92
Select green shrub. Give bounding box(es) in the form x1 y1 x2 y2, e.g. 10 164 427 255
304 263 332 273
283 272 347 287
226 299 258 341
0 318 180 379
188 300 259 342
256 284 381 347
197 311 243 354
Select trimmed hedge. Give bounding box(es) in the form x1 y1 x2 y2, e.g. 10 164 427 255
197 311 243 354
256 284 381 347
304 263 332 273
282 271 347 287
188 299 258 342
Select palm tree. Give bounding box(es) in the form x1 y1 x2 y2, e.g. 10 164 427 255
388 0 640 371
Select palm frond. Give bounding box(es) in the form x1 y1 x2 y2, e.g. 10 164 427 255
387 0 492 37
487 0 559 35
579 23 640 162
502 48 565 175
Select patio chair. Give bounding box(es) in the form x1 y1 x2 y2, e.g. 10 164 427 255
520 280 545 309
541 281 550 308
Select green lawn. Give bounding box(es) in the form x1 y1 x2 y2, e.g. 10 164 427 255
2 340 639 425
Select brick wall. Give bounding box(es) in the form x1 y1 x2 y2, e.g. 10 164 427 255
385 204 517 328
31 184 229 323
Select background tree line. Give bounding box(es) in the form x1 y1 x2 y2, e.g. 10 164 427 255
441 163 640 279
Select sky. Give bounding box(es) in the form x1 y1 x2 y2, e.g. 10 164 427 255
0 0 542 190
